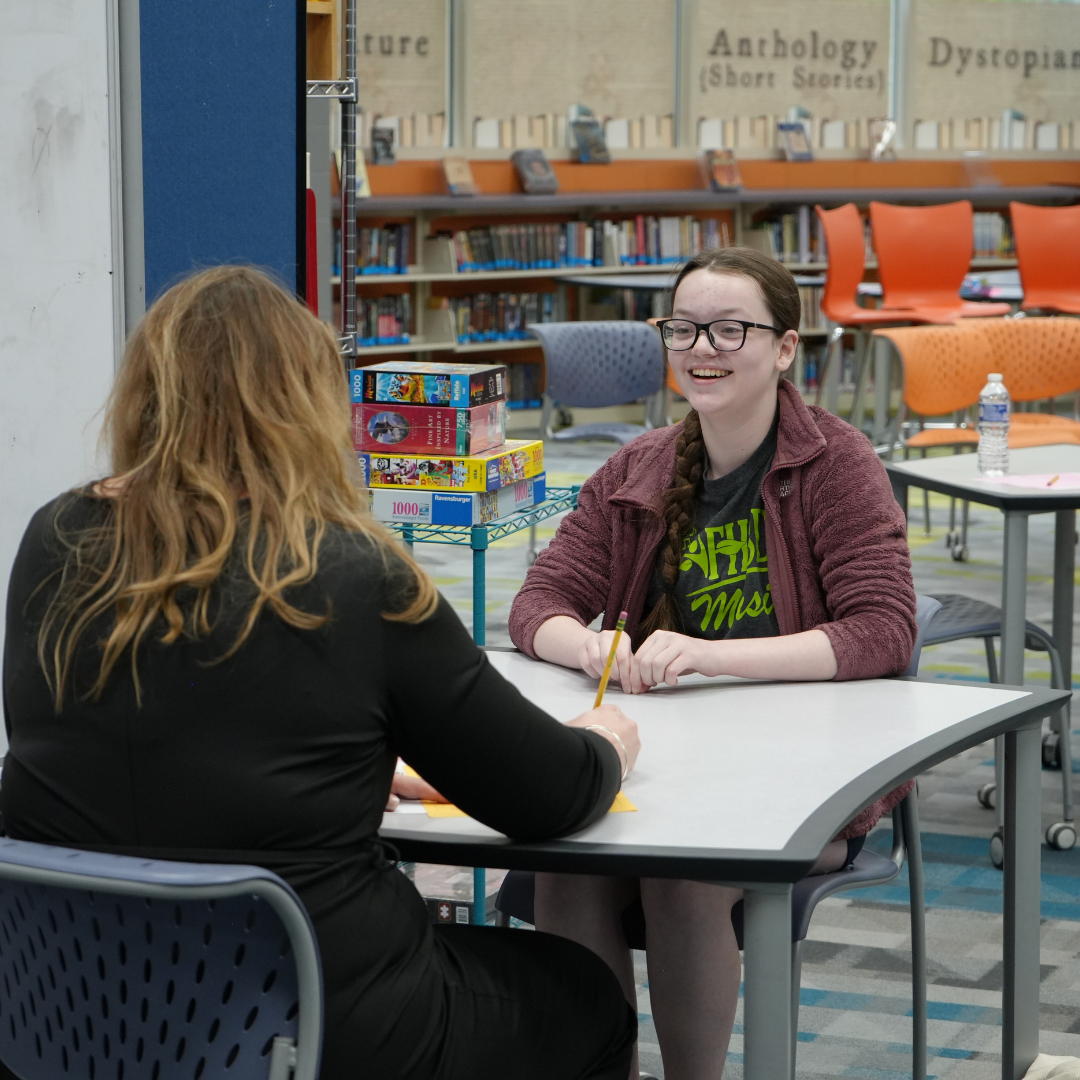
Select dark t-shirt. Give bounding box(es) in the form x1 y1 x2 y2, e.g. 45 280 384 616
1 494 621 1079
645 418 780 640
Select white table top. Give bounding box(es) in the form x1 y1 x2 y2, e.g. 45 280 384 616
886 445 1080 511
380 653 1063 881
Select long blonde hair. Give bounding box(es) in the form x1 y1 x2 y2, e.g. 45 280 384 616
39 265 437 707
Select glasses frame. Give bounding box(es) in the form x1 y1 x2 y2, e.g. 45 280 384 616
655 318 785 353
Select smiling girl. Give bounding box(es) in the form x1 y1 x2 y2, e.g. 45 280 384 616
508 247 917 1079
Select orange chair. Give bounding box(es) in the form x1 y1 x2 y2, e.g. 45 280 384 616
870 201 1013 324
814 204 923 428
1009 202 1080 314
874 319 1080 547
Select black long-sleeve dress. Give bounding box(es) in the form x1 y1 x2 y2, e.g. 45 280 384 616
2 495 635 1080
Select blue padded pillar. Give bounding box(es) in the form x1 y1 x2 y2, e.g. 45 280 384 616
138 1 304 302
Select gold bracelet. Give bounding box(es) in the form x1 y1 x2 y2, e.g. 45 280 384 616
584 724 629 782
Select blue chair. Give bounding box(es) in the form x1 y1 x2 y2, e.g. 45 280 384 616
0 838 322 1080
526 321 667 445
922 592 1075 859
495 594 941 1080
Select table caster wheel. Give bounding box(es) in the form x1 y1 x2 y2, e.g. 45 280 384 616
977 782 997 809
1047 821 1077 850
945 530 956 549
1043 732 1062 769
989 827 1005 869
526 549 538 567
950 544 969 562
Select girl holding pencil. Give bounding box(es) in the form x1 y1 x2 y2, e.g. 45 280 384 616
509 247 918 1080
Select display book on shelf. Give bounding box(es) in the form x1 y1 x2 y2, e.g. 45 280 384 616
352 362 546 526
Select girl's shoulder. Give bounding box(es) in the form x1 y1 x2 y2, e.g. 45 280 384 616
583 425 681 499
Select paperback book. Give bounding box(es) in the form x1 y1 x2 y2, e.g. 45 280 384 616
369 476 546 526
570 118 611 163
358 439 544 492
511 149 559 194
698 149 742 192
442 156 480 196
354 400 507 456
351 362 506 409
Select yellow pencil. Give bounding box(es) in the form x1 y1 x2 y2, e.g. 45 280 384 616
594 611 628 708
1048 475 1061 487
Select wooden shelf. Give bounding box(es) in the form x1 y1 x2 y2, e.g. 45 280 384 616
339 185 1079 217
353 338 541 358
331 264 687 285
332 256 1016 287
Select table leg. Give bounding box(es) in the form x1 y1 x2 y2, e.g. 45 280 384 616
473 867 486 926
1002 722 1042 1080
742 883 793 1080
1000 512 1030 686
1053 511 1075 823
470 526 488 646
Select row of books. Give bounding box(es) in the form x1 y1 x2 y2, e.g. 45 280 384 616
973 212 1016 258
507 363 544 410
447 216 731 273
443 292 558 343
332 224 412 276
350 361 547 525
471 113 676 151
798 285 826 332
745 211 833 265
697 111 1080 153
698 115 875 152
911 114 1080 152
356 295 412 346
609 216 731 266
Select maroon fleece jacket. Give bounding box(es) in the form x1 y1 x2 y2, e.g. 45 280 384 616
509 378 918 838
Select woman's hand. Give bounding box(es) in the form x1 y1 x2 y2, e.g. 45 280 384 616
385 771 449 811
578 629 633 690
566 704 641 778
630 630 725 693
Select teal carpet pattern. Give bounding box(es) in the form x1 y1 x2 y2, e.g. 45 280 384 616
409 435 1080 1078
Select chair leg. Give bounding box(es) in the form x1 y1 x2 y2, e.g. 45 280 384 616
789 938 804 1080
814 325 845 408
900 793 927 1080
848 330 874 433
984 637 1000 684
920 451 931 537
1046 642 1075 834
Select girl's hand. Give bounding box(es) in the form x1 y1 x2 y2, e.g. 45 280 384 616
385 771 449 811
566 704 641 777
630 631 725 693
578 629 633 690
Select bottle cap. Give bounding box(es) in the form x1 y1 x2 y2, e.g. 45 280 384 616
988 373 1003 381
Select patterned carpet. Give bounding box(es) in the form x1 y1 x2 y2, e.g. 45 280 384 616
406 433 1080 1079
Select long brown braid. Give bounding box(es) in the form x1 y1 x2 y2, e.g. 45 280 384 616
636 247 801 643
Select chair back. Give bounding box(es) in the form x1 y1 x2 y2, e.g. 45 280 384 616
870 201 974 315
905 594 944 677
872 324 990 417
1010 201 1080 312
0 838 322 1080
960 316 1080 402
816 204 868 323
526 321 665 408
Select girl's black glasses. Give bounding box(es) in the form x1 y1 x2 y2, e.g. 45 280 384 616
655 318 784 352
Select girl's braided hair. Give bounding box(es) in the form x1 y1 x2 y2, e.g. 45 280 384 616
635 247 801 643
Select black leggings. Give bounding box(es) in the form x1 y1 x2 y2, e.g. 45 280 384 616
422 923 636 1080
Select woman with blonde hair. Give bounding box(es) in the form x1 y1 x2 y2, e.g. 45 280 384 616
2 266 639 1080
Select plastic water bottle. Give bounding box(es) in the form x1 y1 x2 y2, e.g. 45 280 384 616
977 373 1010 476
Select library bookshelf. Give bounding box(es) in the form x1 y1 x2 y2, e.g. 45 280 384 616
331 158 1080 405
